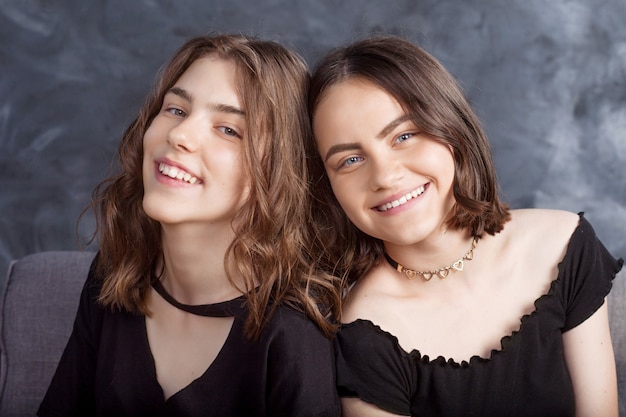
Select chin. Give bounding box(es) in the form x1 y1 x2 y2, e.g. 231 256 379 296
142 197 168 224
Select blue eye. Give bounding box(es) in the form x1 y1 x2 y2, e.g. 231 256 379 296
396 132 413 143
341 156 363 167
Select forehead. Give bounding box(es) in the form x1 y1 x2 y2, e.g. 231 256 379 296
313 79 404 128
316 77 401 112
173 57 241 103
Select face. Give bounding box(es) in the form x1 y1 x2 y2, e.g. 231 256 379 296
142 56 249 229
313 79 456 247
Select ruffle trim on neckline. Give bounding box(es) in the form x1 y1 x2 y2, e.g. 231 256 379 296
341 213 623 369
344 274 565 368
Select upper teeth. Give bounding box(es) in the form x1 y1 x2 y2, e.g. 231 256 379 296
158 163 199 184
377 185 425 212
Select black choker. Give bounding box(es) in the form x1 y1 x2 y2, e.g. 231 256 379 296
383 238 478 281
152 278 247 317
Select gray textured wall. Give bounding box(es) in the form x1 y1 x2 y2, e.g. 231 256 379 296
1 0 625 282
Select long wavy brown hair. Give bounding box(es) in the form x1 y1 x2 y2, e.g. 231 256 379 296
90 34 341 338
306 35 511 294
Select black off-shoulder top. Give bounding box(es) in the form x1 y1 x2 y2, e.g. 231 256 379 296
335 214 623 417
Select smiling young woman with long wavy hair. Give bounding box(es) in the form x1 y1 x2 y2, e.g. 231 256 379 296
38 33 341 417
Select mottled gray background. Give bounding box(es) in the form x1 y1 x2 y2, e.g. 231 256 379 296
1 0 625 283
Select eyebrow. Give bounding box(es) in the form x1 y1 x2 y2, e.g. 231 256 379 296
167 86 193 103
166 87 245 117
376 114 411 139
324 143 362 163
323 114 412 163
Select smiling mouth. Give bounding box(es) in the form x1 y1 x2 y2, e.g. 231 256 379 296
375 185 426 212
158 162 199 184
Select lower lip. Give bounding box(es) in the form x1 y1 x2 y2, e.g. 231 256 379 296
374 186 427 215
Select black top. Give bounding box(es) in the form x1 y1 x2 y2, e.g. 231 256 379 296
335 215 623 417
38 258 340 417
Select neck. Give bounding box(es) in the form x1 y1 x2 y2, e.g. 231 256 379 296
159 222 245 305
384 229 474 274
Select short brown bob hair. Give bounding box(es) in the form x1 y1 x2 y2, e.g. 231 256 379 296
307 35 510 283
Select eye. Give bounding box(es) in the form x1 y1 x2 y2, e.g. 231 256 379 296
340 156 364 167
396 132 414 143
217 126 242 139
166 107 186 117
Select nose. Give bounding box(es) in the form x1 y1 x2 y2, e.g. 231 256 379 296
368 151 405 191
167 117 200 153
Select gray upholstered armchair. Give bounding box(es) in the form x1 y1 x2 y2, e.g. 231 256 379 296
0 251 625 416
0 251 95 416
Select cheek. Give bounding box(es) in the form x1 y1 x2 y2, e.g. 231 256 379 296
224 150 249 196
237 161 251 193
441 152 457 189
328 179 359 218
141 134 154 172
142 123 159 150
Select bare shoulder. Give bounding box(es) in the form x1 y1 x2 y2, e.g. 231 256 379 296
502 209 581 263
507 208 580 242
341 264 398 324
